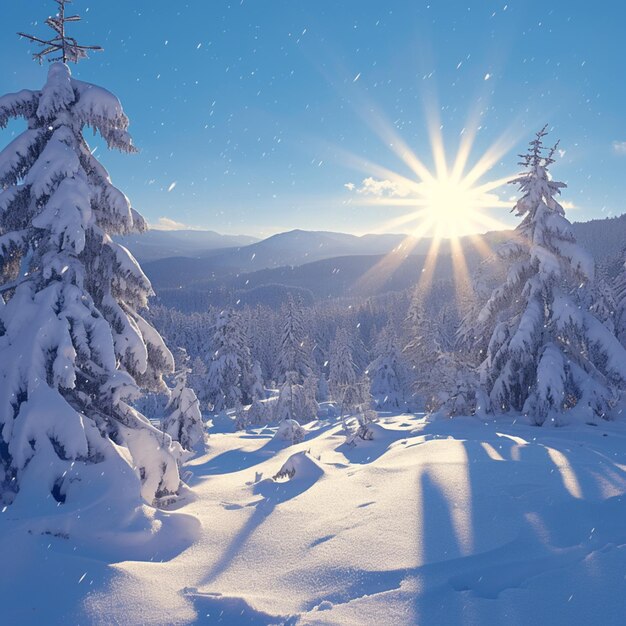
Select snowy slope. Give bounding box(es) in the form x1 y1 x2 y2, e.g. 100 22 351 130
2 412 626 625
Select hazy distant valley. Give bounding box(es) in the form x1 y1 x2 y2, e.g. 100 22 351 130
117 214 626 312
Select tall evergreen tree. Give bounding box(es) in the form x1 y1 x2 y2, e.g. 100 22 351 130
0 3 181 507
615 251 626 346
428 351 489 418
329 327 361 414
248 304 279 383
162 351 204 453
276 370 318 426
187 355 209 407
367 324 408 409
206 309 245 412
273 295 318 424
587 277 617 333
403 287 440 405
476 127 626 423
243 359 264 405
205 308 262 412
276 295 313 384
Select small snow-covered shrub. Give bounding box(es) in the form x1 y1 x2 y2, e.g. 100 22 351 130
356 409 377 440
235 397 271 430
274 418 305 445
162 356 205 453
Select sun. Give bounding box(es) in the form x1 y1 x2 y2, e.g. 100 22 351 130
346 142 517 243
340 103 522 297
416 176 490 239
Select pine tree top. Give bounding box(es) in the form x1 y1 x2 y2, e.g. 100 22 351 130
18 0 102 64
517 124 560 170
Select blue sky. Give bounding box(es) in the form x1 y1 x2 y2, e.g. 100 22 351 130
1 1 625 237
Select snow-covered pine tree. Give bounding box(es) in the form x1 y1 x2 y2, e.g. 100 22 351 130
275 370 318 425
329 327 361 416
587 276 617 334
348 325 370 375
162 350 204 453
273 295 318 425
302 372 319 419
403 286 440 404
206 309 245 412
428 351 489 418
316 374 330 402
615 251 626 346
187 355 209 407
477 126 626 424
235 396 270 430
0 4 181 508
276 294 313 384
367 323 408 410
248 304 279 383
244 358 265 404
457 266 494 368
273 412 305 445
231 399 246 431
353 374 377 440
206 308 263 413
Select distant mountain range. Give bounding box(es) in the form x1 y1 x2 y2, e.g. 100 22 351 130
153 252 461 311
137 229 514 289
117 215 626 311
115 229 258 262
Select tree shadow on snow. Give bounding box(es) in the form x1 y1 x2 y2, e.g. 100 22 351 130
405 420 626 625
199 453 323 587
296 419 626 624
190 443 277 477
191 420 338 478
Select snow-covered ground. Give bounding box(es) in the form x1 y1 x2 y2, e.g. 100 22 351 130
2 412 626 625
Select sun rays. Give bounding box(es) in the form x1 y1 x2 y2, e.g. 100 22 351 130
344 103 521 297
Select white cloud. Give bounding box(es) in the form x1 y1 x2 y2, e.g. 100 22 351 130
349 176 413 198
150 217 196 231
612 141 626 155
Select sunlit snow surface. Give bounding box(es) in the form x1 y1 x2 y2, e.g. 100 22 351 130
2 412 626 625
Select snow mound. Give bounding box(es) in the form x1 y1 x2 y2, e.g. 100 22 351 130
273 450 324 482
253 451 325 506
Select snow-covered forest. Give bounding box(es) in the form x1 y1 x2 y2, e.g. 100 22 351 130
2 2 626 625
